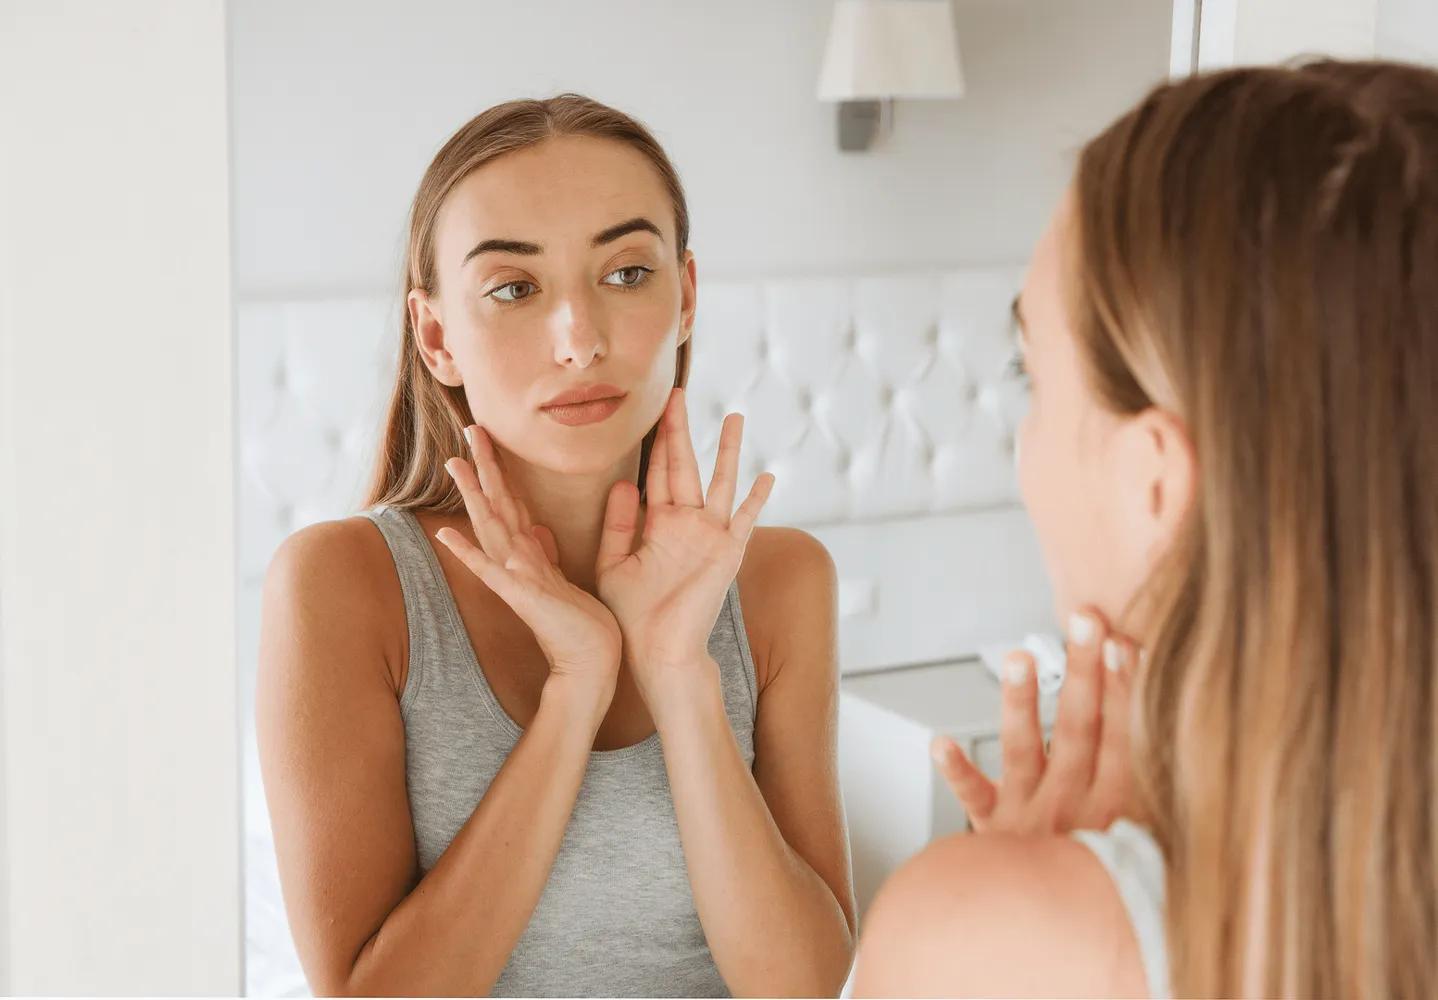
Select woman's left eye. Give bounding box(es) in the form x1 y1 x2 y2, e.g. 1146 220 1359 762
601 265 653 289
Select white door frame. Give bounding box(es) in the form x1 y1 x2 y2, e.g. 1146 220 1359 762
0 2 242 993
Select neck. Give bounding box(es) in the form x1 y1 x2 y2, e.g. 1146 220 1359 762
483 442 645 593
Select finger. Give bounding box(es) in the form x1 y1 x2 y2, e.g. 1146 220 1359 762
1043 609 1106 800
435 527 540 620
466 425 524 534
431 529 549 630
931 735 998 828
998 650 1045 799
597 479 640 575
1088 634 1137 824
489 436 534 535
444 457 511 561
646 419 671 506
530 524 559 566
728 472 775 543
664 388 705 507
704 412 743 520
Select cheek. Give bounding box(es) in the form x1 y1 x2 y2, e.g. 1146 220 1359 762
615 300 683 410
1017 401 1108 617
453 328 546 430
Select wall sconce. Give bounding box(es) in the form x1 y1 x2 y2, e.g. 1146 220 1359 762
817 0 966 152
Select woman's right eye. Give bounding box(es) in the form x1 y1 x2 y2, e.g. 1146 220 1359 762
488 280 537 303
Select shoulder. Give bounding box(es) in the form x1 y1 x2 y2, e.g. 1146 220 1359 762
261 514 406 694
853 831 1148 998
740 525 836 579
264 514 397 613
736 527 838 691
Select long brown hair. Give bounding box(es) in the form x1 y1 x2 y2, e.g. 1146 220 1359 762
361 94 692 512
1071 60 1438 998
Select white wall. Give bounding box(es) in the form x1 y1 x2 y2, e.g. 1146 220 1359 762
1194 0 1438 69
229 0 1173 299
1235 0 1382 63
0 2 241 993
1377 0 1438 63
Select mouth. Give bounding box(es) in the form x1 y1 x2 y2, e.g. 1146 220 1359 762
539 384 628 426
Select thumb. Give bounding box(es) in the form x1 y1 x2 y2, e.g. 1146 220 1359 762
931 735 999 828
530 524 559 566
597 479 640 575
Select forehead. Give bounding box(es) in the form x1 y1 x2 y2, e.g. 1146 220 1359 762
1018 190 1077 347
435 134 674 254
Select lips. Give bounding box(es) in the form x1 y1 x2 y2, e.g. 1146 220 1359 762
539 383 628 427
540 383 626 409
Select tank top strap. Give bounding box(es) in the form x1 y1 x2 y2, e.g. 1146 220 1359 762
710 578 761 731
1070 818 1170 999
358 504 455 713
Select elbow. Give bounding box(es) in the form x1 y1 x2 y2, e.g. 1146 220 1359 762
732 926 855 998
308 962 366 999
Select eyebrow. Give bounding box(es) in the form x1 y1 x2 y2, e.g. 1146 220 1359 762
591 216 663 247
461 216 664 267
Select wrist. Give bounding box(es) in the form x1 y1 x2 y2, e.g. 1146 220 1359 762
640 655 724 731
540 671 616 737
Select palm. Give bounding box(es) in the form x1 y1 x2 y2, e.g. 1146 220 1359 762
595 388 774 683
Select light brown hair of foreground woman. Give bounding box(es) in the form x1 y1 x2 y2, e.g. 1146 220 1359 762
855 59 1437 1000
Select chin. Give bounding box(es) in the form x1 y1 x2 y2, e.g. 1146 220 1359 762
529 432 640 477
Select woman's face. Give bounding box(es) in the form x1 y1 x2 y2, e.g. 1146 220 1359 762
413 134 694 476
1014 189 1187 633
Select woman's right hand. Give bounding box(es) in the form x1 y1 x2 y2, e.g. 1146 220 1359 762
929 608 1140 836
436 424 623 714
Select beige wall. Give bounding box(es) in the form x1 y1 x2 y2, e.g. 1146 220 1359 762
0 1 241 992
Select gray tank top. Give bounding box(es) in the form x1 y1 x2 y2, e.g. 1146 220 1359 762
360 504 759 997
1070 819 1169 998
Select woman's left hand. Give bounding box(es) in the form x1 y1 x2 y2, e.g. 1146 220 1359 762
595 388 774 717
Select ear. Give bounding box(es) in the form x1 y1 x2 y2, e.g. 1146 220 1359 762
678 249 697 348
408 288 463 387
1116 406 1196 554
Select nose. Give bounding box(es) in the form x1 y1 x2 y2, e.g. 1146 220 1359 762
551 295 608 369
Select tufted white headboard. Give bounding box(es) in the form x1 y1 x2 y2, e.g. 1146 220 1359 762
238 266 1052 679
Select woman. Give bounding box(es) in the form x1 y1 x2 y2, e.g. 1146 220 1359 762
855 60 1438 999
255 95 855 997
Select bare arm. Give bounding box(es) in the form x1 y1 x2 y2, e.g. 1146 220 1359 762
646 528 856 997
256 520 609 996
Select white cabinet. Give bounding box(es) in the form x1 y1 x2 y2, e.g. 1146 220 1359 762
838 658 1058 916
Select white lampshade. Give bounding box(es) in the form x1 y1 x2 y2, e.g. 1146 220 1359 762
817 0 966 101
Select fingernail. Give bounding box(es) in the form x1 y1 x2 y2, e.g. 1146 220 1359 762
1003 652 1030 685
1068 612 1098 647
464 426 474 449
930 740 948 764
1103 638 1126 673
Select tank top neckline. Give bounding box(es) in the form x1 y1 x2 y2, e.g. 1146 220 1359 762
391 505 665 763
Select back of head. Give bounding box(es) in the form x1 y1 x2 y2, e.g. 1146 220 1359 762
1070 60 1438 998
